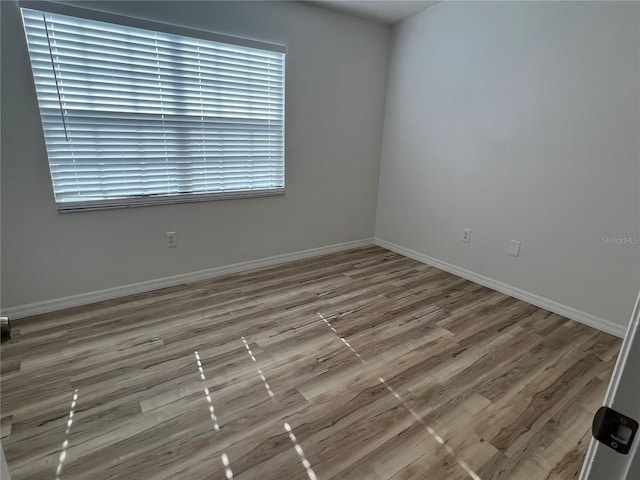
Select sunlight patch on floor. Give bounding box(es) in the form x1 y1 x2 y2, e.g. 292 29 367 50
284 422 318 480
241 336 275 399
316 312 365 363
221 452 234 479
55 388 78 480
194 351 220 431
317 311 482 480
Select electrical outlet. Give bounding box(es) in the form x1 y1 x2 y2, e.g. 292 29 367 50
462 228 471 243
509 240 521 257
166 232 177 248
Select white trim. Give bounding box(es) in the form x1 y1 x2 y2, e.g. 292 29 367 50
3 238 374 320
57 189 285 213
580 290 640 480
375 237 626 338
20 1 287 53
6 236 626 338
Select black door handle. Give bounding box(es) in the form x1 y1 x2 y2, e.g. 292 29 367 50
592 406 638 454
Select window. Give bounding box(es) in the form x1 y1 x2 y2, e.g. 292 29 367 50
21 4 285 212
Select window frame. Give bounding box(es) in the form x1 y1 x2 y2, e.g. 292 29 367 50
20 1 287 212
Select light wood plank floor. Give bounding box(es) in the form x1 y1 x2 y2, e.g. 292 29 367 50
0 246 620 480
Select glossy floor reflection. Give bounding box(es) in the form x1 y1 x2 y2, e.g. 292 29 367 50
0 246 620 479
55 389 78 480
242 336 275 399
285 422 318 480
319 309 480 480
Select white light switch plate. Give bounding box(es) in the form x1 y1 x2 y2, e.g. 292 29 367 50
509 240 521 257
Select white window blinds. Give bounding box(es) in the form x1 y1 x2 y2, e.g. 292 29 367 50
21 5 285 211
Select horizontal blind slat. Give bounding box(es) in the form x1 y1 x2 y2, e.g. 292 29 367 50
21 6 285 209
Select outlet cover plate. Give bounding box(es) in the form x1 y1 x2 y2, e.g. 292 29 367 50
166 232 177 248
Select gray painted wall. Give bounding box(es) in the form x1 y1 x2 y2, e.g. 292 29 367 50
376 0 640 329
2 0 638 333
0 1 390 308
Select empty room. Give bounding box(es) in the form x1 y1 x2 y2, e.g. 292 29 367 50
1 0 639 479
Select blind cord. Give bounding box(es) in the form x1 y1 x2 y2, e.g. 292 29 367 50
43 13 69 142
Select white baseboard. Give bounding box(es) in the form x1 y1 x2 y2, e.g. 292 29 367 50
4 238 374 320
6 236 626 338
375 237 626 338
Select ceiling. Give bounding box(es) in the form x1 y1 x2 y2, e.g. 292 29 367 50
306 0 440 25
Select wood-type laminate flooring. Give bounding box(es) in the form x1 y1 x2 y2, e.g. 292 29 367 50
0 246 621 480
